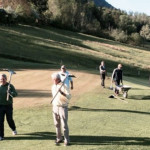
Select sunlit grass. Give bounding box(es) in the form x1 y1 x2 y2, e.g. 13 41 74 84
1 75 150 150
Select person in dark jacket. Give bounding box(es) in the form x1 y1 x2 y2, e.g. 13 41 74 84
99 61 106 88
112 64 123 95
0 74 18 141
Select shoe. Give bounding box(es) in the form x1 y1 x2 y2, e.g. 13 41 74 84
55 139 63 145
12 130 17 135
0 136 4 141
64 142 70 146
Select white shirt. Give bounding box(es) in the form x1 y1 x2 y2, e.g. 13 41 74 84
59 71 72 89
51 83 71 107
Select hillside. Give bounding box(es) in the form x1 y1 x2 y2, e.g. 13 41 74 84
0 25 150 78
0 25 150 150
94 0 114 8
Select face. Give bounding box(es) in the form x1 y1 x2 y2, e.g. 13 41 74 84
118 64 122 69
61 67 66 72
101 61 104 66
0 75 7 85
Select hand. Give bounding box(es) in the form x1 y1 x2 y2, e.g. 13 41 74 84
59 89 65 96
7 90 13 97
7 89 11 94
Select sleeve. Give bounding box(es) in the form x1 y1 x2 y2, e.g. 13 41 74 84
63 85 71 100
67 71 72 82
68 76 72 82
111 69 116 81
10 84 18 97
121 70 123 81
99 65 102 74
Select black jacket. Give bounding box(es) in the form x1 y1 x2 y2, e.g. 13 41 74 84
112 68 123 82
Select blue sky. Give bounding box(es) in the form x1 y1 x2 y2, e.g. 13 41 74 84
106 0 150 16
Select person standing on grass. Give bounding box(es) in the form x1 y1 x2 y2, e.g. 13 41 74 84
59 65 73 90
0 74 18 141
99 61 106 88
51 73 71 146
112 64 123 95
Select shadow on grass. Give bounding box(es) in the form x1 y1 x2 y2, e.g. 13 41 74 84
6 132 55 140
71 135 150 146
17 89 51 97
5 132 150 146
69 106 150 115
128 95 150 100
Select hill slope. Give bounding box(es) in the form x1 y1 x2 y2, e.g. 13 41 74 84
94 0 114 8
0 25 150 78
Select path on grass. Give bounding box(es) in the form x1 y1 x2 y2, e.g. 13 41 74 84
4 69 107 109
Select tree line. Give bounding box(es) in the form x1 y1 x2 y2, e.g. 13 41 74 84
1 0 150 46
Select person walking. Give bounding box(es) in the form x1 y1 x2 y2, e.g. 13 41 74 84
59 65 73 90
112 64 123 95
51 73 71 146
99 61 106 88
0 74 18 141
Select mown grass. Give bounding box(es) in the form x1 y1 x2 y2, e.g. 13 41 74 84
0 24 150 77
1 75 150 150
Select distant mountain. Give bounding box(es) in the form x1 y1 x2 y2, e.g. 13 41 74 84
93 0 114 8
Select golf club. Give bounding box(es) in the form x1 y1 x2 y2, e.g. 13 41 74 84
2 69 16 100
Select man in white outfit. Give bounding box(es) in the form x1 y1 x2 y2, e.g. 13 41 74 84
59 65 73 90
51 73 71 146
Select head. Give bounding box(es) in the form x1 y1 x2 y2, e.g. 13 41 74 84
61 65 66 73
118 64 122 69
51 73 61 85
101 61 104 66
0 74 7 85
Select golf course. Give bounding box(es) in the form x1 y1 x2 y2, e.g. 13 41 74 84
0 25 150 150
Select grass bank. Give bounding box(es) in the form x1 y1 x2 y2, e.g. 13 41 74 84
0 24 150 78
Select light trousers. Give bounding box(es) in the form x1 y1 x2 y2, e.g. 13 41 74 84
52 106 70 143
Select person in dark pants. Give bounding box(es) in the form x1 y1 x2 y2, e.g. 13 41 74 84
99 61 106 88
0 74 18 141
112 64 123 95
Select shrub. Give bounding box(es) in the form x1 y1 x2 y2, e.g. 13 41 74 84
111 29 128 43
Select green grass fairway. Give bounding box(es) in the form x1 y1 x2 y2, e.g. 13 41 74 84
1 72 150 150
0 24 150 149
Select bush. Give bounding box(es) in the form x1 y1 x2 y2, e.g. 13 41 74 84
129 33 142 46
111 29 128 43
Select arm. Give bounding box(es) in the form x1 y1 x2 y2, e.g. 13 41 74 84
70 81 73 90
99 65 104 74
59 86 71 100
111 69 116 82
121 71 123 85
9 84 18 97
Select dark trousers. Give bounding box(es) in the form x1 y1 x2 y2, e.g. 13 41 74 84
100 74 105 86
0 104 16 138
115 80 121 94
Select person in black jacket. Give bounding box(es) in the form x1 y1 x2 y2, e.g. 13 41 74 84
99 61 106 88
0 74 18 141
112 64 123 95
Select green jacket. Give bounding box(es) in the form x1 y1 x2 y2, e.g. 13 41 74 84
0 83 17 105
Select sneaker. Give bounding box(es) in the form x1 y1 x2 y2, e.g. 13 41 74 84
12 130 17 135
55 139 63 145
64 142 70 146
0 136 4 141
